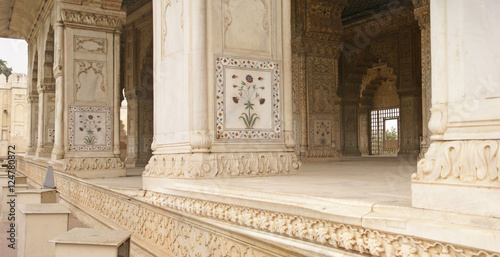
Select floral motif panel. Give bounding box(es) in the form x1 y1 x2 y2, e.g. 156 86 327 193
68 106 112 151
215 56 281 140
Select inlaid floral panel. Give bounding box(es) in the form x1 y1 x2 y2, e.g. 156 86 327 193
68 106 112 151
215 56 281 141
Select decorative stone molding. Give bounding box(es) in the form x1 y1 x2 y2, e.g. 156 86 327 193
63 157 125 171
428 104 447 138
144 152 301 178
74 36 108 55
284 131 296 148
27 95 39 103
61 9 124 29
412 0 430 28
54 174 293 257
37 83 56 94
143 191 500 257
190 130 211 150
414 140 500 186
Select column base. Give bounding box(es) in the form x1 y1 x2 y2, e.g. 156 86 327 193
26 147 37 155
412 182 500 218
36 146 53 158
412 140 500 217
63 157 126 178
51 146 65 160
143 152 301 179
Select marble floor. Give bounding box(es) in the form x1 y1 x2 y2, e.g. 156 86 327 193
87 156 417 207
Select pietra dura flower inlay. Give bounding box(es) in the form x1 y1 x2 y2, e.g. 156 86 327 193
215 56 281 140
69 106 112 151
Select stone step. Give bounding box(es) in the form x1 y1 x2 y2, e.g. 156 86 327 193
50 228 132 257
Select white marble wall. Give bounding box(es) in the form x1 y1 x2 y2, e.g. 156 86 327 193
413 0 500 218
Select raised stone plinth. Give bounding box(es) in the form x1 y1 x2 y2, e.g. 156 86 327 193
18 203 70 257
50 228 133 257
1 184 28 216
17 189 57 204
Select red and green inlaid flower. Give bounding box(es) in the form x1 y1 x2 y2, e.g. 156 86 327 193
232 74 266 129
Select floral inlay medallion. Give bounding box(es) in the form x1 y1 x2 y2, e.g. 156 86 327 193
68 106 112 151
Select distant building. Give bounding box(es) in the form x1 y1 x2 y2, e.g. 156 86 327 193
0 73 28 157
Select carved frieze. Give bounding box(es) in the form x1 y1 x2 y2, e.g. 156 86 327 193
415 140 500 186
63 157 124 171
61 9 124 29
144 191 499 257
144 152 300 178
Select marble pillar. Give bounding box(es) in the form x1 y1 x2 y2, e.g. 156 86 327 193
413 0 500 218
291 0 345 161
143 0 300 189
54 1 126 178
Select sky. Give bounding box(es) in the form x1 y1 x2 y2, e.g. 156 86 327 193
0 38 28 74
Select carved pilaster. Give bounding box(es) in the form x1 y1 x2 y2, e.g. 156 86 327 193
413 0 431 159
292 0 345 160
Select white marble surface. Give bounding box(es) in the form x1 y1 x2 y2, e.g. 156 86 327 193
50 228 132 246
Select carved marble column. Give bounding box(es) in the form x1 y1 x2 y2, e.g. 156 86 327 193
26 95 38 155
413 0 500 218
291 0 346 160
342 99 361 156
35 83 55 157
54 2 126 178
51 21 64 160
143 0 300 188
123 8 154 167
358 106 370 156
413 0 431 159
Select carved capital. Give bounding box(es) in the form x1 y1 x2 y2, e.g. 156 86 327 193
27 95 39 103
53 65 63 79
61 9 125 29
144 152 301 178
412 0 430 29
304 0 346 41
37 83 55 94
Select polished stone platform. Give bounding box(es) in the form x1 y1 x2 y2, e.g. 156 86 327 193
15 155 500 255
